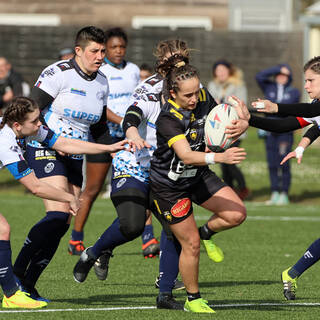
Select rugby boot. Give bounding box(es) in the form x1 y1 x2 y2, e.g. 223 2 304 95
156 293 183 310
155 276 185 291
142 238 160 258
93 249 113 281
184 298 215 313
282 267 297 300
2 290 47 309
68 240 85 256
73 247 96 283
202 239 224 262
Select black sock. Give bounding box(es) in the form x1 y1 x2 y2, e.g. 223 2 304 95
187 291 201 301
198 223 216 240
24 221 69 288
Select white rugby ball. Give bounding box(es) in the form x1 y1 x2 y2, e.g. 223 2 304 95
204 103 239 152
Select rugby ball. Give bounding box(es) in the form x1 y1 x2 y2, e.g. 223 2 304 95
204 103 239 152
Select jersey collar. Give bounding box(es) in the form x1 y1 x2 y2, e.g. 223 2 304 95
71 58 98 81
104 57 126 69
168 99 181 109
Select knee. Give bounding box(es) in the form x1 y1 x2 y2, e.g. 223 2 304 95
229 208 247 227
182 235 200 258
119 219 145 241
0 215 10 240
81 185 101 201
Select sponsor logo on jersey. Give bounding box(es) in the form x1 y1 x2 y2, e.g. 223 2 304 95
110 76 123 81
9 145 19 153
44 162 55 173
57 62 72 71
63 108 100 123
163 211 173 222
190 128 197 140
147 94 158 102
171 198 191 218
35 150 56 160
116 177 127 189
109 92 131 100
71 88 86 96
40 68 55 78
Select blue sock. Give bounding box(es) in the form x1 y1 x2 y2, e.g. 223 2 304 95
141 224 155 244
91 218 128 258
0 240 19 297
71 230 84 242
289 238 320 278
158 229 181 293
14 211 69 280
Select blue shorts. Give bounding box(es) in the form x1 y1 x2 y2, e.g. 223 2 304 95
111 170 149 196
26 145 83 187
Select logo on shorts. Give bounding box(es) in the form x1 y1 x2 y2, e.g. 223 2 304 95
163 211 172 222
116 177 126 189
171 198 191 218
44 162 55 174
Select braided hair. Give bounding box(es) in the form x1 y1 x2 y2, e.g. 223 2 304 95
0 97 38 130
304 56 320 74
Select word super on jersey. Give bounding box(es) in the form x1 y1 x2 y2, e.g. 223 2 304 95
112 74 163 182
0 121 59 179
100 60 140 138
31 59 109 149
150 88 217 190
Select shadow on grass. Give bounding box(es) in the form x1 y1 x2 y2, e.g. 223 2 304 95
249 187 320 203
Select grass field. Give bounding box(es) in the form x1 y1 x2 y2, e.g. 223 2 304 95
1 127 320 319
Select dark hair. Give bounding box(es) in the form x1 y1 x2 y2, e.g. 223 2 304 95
166 64 199 94
105 27 128 45
154 40 190 76
58 48 74 60
0 97 38 129
212 59 234 76
304 56 320 74
140 63 153 73
75 26 105 49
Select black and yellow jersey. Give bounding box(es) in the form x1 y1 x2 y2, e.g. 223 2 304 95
150 87 217 191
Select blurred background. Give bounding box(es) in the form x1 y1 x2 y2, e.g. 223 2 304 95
0 0 319 101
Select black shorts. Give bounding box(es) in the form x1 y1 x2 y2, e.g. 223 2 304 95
86 130 114 163
150 169 226 225
26 145 83 187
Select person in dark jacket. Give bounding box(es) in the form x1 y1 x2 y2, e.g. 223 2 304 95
256 64 300 205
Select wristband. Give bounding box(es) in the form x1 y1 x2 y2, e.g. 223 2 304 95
295 146 304 158
205 153 215 165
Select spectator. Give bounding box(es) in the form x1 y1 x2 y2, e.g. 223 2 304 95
207 60 250 200
139 63 153 82
58 48 74 60
256 64 300 205
0 57 29 114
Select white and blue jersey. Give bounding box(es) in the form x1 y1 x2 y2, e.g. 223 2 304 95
100 59 140 139
29 59 109 159
0 121 59 180
112 74 163 183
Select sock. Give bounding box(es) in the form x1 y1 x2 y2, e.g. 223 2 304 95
14 211 69 283
71 230 84 242
187 291 201 301
23 221 69 288
158 229 181 293
198 223 217 240
289 238 320 278
91 218 128 258
141 224 155 245
0 241 19 297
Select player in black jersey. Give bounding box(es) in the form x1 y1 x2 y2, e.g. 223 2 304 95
150 64 247 313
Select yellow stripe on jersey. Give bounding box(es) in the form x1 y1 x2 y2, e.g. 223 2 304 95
168 99 183 120
168 134 186 147
198 88 206 102
168 99 181 109
153 200 162 215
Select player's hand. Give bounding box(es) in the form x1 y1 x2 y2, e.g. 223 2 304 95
105 139 132 153
129 136 151 152
251 99 278 113
280 147 304 165
219 147 246 164
69 196 80 216
228 96 250 121
225 119 248 141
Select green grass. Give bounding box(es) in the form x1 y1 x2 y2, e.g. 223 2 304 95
1 127 320 319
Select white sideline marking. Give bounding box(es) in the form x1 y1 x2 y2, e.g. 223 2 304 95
1 303 320 313
195 215 320 222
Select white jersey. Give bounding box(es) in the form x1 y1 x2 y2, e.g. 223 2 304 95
0 120 59 177
100 60 140 138
113 74 163 182
29 59 109 159
302 115 320 126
